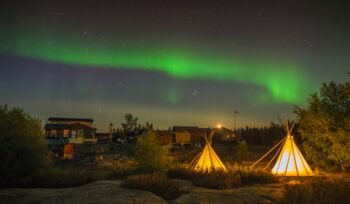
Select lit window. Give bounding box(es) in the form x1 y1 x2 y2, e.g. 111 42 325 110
50 130 57 137
71 130 77 138
63 129 69 137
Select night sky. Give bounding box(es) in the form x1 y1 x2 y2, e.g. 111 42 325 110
0 1 349 131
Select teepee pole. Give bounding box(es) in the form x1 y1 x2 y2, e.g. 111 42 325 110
289 120 296 132
208 143 214 170
284 138 293 175
250 137 286 169
190 132 207 166
290 137 299 176
297 145 311 175
264 138 285 170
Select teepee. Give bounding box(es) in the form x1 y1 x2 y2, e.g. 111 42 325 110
190 129 227 172
250 121 313 176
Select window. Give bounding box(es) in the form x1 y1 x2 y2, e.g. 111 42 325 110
50 130 57 137
78 129 84 136
63 129 69 137
71 130 77 138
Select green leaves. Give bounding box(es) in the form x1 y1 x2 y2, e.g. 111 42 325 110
0 105 49 187
295 76 350 171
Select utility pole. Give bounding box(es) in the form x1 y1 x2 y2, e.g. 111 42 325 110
234 110 239 130
234 110 239 141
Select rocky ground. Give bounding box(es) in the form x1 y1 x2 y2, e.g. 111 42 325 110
0 179 283 204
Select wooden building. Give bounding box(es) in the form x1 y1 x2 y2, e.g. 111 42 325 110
44 117 96 159
45 117 96 144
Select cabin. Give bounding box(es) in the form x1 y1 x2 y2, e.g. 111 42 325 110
155 130 174 145
45 117 97 144
95 132 112 143
212 127 236 143
173 126 207 145
44 117 97 159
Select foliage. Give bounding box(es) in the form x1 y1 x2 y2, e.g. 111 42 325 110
121 113 138 133
192 170 241 189
295 77 350 171
236 169 278 184
167 165 277 189
167 166 195 180
121 173 183 200
121 113 138 142
134 129 172 172
236 140 248 163
239 122 286 146
32 168 111 188
278 178 350 204
0 105 49 187
2 162 136 188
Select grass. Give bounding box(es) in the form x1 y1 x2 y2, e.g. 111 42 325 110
236 169 279 184
1 166 136 188
278 178 350 204
121 173 183 200
167 165 278 189
192 171 241 189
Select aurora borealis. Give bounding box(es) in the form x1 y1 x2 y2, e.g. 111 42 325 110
1 1 349 130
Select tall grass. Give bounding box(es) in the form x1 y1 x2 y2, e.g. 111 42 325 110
2 166 136 188
278 178 350 204
167 165 278 189
121 173 183 200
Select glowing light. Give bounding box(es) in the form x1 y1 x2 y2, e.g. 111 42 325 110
272 134 313 176
217 124 222 129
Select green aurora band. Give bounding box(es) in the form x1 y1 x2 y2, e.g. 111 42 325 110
1 33 309 104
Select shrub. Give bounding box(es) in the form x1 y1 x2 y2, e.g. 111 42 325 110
121 173 183 200
192 171 241 189
32 168 109 188
0 105 49 187
167 165 277 189
236 140 248 163
167 166 195 180
134 130 172 172
278 178 350 204
237 169 279 184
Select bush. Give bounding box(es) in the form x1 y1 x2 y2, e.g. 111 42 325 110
236 140 248 163
121 173 183 200
167 166 195 180
237 169 279 184
167 165 277 189
278 178 350 204
134 130 172 172
192 171 241 189
11 167 131 188
32 168 110 188
0 105 49 187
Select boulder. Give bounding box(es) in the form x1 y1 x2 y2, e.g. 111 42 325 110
0 180 166 204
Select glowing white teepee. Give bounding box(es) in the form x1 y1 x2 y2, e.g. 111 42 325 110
251 121 313 176
271 132 313 176
190 130 227 172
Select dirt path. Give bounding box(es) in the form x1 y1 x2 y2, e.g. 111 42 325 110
0 180 283 204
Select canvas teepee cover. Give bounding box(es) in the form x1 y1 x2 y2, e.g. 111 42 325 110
251 122 313 176
191 130 227 172
271 132 313 176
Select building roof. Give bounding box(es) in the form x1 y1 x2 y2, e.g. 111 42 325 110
48 117 94 123
95 132 110 136
45 122 95 130
45 123 70 129
173 126 200 132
